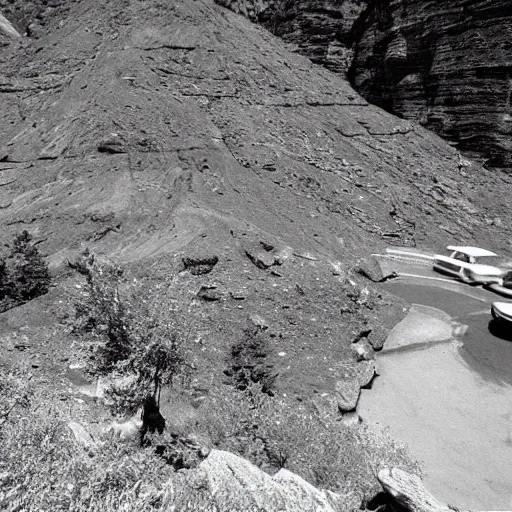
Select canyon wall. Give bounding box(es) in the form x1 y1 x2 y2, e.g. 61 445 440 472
217 0 512 170
350 0 512 169
217 0 367 73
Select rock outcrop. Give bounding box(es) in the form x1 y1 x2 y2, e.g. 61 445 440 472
350 0 512 170
377 467 457 512
216 0 367 74
171 449 352 511
336 360 376 412
170 450 464 512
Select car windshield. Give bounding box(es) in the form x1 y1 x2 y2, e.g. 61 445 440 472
451 251 471 263
503 270 512 286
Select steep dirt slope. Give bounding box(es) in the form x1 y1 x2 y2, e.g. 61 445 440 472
0 0 512 426
1 0 510 259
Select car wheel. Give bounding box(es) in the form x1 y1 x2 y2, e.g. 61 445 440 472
459 268 471 283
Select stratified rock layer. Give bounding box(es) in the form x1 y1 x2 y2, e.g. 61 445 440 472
350 0 512 169
217 1 512 170
216 0 367 73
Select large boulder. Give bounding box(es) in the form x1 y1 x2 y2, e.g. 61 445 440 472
169 449 346 511
378 467 455 512
354 257 397 283
335 379 361 413
244 240 293 270
336 361 377 412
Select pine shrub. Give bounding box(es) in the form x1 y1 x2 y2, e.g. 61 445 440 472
70 250 186 413
0 230 51 312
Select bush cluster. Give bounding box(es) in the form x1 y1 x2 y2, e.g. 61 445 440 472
0 230 51 312
192 384 420 505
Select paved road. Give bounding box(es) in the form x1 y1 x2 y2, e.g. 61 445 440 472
359 258 512 510
385 280 512 386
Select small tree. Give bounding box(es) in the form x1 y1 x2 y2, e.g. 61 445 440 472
8 230 50 302
225 327 277 396
70 250 187 413
70 250 132 372
135 336 184 397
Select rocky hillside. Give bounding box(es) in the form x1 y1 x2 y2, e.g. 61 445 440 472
216 0 512 171
1 0 510 260
0 0 511 509
0 0 510 446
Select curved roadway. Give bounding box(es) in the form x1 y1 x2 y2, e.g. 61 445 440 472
359 254 512 510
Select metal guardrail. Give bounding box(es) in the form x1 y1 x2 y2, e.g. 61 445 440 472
373 253 433 267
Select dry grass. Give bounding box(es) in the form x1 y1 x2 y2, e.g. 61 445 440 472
0 373 175 511
170 383 421 503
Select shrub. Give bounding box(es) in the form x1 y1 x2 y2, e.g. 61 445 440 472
0 383 175 511
8 230 51 301
0 259 9 303
195 385 420 504
254 398 420 499
70 250 131 371
0 230 51 312
224 327 277 396
70 250 187 413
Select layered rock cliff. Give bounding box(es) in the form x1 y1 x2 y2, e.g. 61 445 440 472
216 0 512 170
217 0 367 73
350 0 512 169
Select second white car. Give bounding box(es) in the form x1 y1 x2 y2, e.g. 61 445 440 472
433 246 504 285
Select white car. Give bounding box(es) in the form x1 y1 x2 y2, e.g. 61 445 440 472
491 302 512 323
433 246 503 285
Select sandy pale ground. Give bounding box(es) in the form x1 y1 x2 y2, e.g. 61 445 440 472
359 306 512 510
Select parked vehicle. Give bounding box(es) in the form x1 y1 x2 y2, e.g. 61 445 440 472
433 246 504 285
491 302 512 323
485 270 512 297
